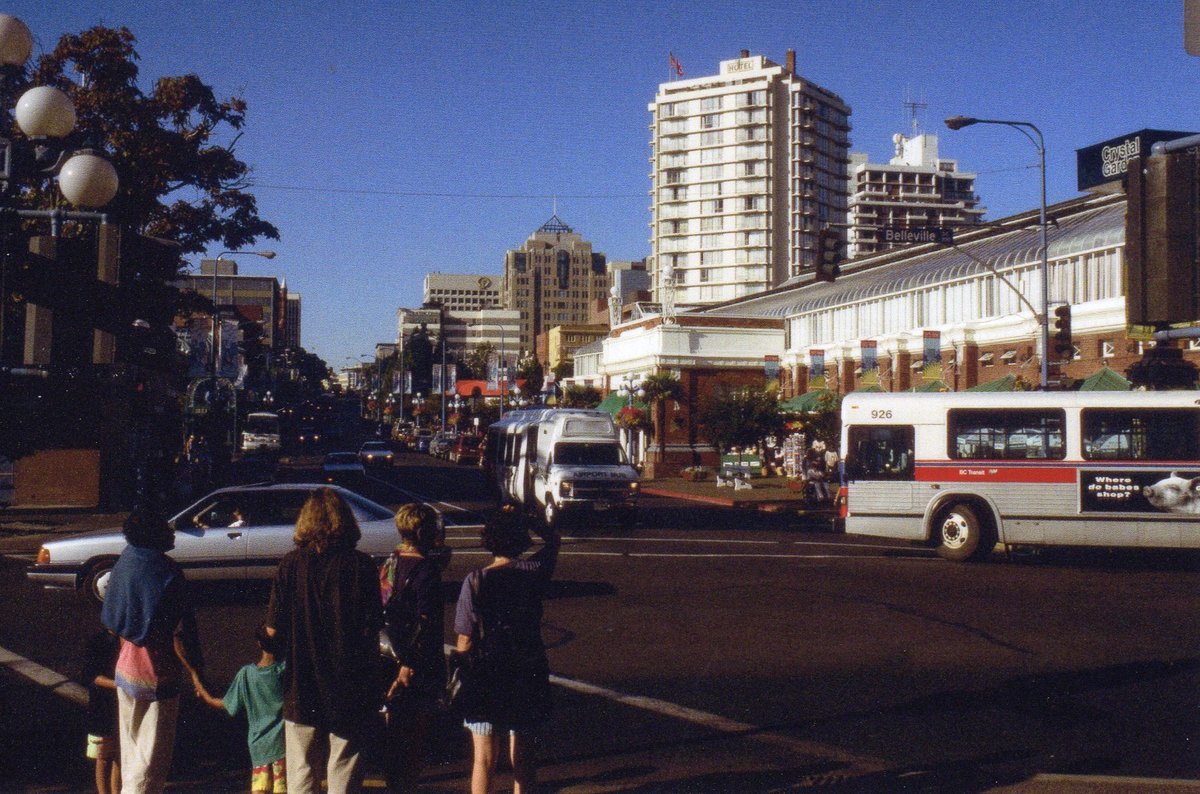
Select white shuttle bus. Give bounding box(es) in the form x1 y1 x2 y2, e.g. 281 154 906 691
240 411 282 453
485 408 640 529
840 391 1200 560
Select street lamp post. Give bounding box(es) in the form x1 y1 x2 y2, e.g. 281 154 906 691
209 250 276 379
617 374 645 464
945 115 1050 389
0 14 121 366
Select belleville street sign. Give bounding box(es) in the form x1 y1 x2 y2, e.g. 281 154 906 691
882 226 954 245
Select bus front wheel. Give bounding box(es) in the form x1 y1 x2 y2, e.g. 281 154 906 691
934 503 993 562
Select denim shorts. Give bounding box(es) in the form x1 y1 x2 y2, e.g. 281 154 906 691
464 719 535 738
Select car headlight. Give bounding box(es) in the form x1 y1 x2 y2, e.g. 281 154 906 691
628 481 640 493
559 481 573 498
36 547 50 564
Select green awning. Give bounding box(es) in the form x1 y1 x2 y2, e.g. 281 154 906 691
597 392 649 415
966 374 1017 392
1078 366 1131 391
911 379 951 393
850 384 884 393
779 388 838 413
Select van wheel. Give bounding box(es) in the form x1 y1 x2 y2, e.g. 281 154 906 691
84 558 117 604
935 503 993 562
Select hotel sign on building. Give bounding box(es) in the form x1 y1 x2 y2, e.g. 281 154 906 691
1076 129 1196 192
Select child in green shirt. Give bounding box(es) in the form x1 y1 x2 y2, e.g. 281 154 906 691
195 624 286 793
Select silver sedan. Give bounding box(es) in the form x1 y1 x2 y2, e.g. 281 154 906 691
27 483 424 603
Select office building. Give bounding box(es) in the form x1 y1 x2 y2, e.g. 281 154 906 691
502 214 609 355
847 131 984 258
648 49 851 306
283 291 302 349
424 272 502 312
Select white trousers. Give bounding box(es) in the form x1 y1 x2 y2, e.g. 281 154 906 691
117 689 180 794
284 719 364 794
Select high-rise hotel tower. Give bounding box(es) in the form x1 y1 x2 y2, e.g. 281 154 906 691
648 50 851 306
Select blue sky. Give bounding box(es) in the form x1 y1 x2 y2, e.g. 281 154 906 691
10 1 1200 370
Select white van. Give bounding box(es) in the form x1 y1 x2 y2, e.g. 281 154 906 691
485 408 640 529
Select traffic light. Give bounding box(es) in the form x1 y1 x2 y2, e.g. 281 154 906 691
816 227 841 283
1053 304 1073 358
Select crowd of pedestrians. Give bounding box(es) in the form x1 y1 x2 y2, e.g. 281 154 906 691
85 488 560 793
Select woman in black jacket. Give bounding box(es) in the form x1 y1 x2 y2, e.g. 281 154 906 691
379 502 448 791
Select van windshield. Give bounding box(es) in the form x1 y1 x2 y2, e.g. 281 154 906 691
554 442 625 466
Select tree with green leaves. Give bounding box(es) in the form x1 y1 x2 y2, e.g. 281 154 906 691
639 372 684 462
516 356 544 399
463 342 496 381
560 384 601 408
2 23 278 465
697 382 784 457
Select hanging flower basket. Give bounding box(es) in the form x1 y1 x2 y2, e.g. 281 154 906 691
615 405 651 430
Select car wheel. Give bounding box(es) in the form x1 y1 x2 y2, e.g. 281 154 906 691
935 503 993 562
84 558 117 604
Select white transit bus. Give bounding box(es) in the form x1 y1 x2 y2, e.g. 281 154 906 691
840 391 1200 561
240 411 282 453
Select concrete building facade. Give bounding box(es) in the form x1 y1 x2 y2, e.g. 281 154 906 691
423 272 502 313
848 132 984 258
648 49 851 307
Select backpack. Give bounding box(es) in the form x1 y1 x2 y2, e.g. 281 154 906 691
382 556 426 654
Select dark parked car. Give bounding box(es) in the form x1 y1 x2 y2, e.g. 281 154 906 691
322 452 365 484
450 435 483 465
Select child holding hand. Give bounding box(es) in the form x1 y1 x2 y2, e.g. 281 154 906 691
194 624 286 794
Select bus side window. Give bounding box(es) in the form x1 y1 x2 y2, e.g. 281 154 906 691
847 425 914 481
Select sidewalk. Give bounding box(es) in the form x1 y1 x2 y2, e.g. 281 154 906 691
642 475 837 516
0 507 126 555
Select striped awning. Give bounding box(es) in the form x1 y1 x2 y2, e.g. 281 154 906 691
966 374 1018 392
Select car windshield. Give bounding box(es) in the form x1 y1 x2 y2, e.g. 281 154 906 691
459 437 481 448
554 442 625 466
360 442 389 452
325 453 359 465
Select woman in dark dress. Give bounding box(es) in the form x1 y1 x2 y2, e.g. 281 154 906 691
454 506 560 794
378 502 447 791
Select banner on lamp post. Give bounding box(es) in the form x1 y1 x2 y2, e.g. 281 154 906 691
447 363 457 393
809 349 825 378
923 331 941 365
486 354 499 390
432 364 443 392
764 355 780 384
861 340 877 372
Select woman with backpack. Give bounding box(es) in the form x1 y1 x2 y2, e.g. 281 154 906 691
378 502 448 791
454 505 560 794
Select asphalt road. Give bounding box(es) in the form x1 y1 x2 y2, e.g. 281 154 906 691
3 449 1200 792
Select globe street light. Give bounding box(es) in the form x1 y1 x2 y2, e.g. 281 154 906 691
0 14 121 363
945 115 1050 389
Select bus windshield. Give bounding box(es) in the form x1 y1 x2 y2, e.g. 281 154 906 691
554 442 625 466
244 412 280 435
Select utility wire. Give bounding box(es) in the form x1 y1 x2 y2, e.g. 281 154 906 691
253 183 644 200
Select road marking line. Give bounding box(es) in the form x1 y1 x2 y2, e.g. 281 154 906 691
0 645 87 706
440 642 885 774
1031 773 1200 788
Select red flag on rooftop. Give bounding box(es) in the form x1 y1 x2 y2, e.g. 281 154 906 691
668 52 683 77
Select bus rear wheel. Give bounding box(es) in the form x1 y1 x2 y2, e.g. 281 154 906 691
935 503 993 562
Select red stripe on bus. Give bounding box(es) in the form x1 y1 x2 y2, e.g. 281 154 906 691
914 464 1077 484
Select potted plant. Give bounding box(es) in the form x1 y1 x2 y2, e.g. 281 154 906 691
681 465 709 482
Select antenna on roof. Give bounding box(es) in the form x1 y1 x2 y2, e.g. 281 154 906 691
904 95 928 135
